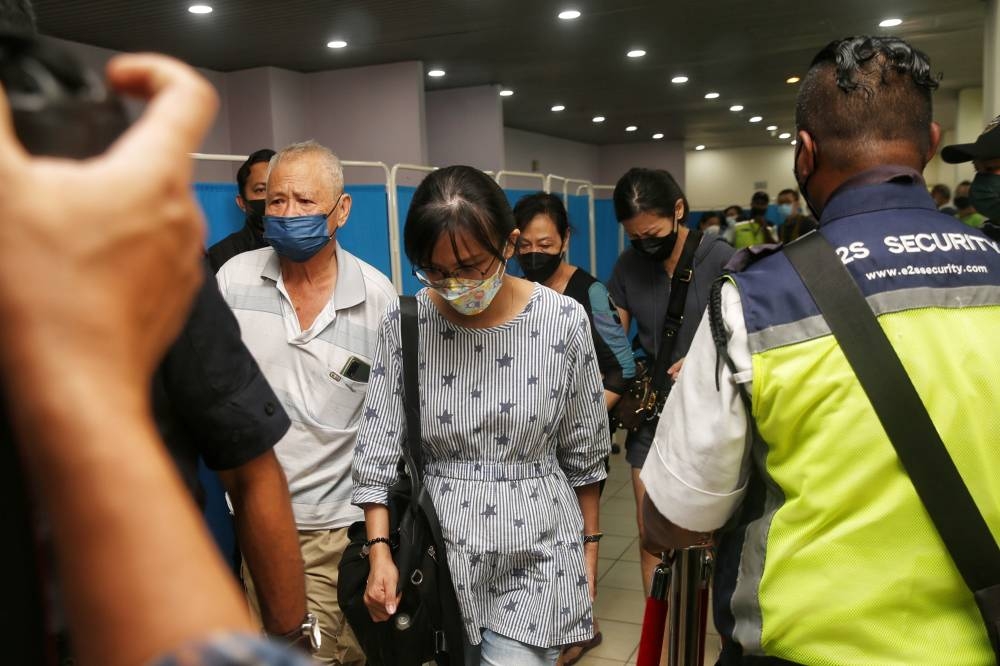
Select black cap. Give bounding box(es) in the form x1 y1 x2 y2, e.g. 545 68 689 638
941 115 1000 164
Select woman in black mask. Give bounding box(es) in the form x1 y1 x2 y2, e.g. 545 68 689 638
512 191 634 664
608 168 733 595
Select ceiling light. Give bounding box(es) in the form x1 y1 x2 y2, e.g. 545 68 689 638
704 92 720 99
652 133 664 140
766 125 778 131
327 40 348 49
428 69 446 78
791 139 797 145
729 105 744 112
592 116 606 123
625 125 638 132
551 104 565 112
786 76 801 84
779 132 792 139
188 4 212 13
695 145 706 151
627 49 646 58
749 116 763 123
499 89 514 97
879 18 903 27
558 9 581 20
671 75 689 84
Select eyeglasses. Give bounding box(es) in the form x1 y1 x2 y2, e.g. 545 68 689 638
412 255 503 287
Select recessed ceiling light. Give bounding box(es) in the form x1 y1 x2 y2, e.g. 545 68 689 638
592 116 606 123
766 125 778 131
627 49 646 58
791 139 797 145
729 104 744 112
671 75 689 84
652 133 664 140
327 40 348 49
625 125 638 132
786 76 801 84
428 69 446 78
879 18 903 27
704 92 720 99
499 89 514 97
749 116 763 123
551 104 566 112
558 9 581 20
779 132 792 139
695 145 706 151
188 4 212 13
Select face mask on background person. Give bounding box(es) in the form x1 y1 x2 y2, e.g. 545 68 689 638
777 203 794 219
702 224 720 236
725 214 738 226
244 198 266 232
751 205 768 218
263 194 342 262
631 224 678 261
517 248 563 284
970 172 1000 221
432 257 507 316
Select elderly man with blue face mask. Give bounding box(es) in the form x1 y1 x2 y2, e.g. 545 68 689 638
217 140 396 665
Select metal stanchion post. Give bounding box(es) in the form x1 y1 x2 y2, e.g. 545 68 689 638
636 553 672 666
666 547 713 666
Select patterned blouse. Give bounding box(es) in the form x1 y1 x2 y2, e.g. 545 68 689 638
352 284 610 648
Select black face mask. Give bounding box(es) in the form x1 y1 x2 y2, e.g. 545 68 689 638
751 205 768 218
631 230 678 261
954 196 971 210
244 198 266 232
794 140 821 219
517 250 563 283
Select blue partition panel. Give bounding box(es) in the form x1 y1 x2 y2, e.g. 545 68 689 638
504 188 542 210
396 186 423 295
594 199 619 283
337 184 393 278
195 183 244 247
566 194 591 273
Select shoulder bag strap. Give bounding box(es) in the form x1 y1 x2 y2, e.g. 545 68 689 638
650 228 703 394
784 231 1000 652
398 296 423 477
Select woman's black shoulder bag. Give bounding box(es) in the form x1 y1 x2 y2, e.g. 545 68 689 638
338 296 466 665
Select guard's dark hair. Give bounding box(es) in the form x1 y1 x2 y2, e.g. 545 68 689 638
405 165 515 269
795 36 939 169
512 192 572 239
0 0 37 33
724 205 743 219
613 167 688 224
777 188 800 200
236 148 275 199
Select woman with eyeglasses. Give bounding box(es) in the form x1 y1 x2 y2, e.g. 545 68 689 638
351 166 609 665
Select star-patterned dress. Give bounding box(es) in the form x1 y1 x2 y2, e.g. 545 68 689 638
352 284 610 648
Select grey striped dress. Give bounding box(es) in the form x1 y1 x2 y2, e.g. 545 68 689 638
351 284 610 648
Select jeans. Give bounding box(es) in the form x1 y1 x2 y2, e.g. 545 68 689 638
464 629 561 665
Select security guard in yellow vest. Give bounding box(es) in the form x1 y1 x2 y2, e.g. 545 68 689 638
639 36 1000 665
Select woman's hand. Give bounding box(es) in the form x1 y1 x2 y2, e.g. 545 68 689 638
584 542 599 602
667 357 685 383
363 548 401 622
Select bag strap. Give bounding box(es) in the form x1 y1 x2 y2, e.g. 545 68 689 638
398 296 423 478
650 228 703 393
783 231 1000 596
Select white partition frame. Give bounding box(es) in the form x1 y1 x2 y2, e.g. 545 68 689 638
388 164 439 292
494 170 547 191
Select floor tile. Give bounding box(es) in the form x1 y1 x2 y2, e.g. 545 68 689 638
600 559 644 592
602 514 639 538
572 656 623 665
620 537 642 562
597 557 616 580
599 533 634 560
593 586 646 624
601 496 638 518
588 618 642 661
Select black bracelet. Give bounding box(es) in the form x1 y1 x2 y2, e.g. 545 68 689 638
362 536 393 557
583 532 604 544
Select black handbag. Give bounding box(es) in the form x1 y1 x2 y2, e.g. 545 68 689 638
610 229 702 432
784 231 1000 660
337 296 466 665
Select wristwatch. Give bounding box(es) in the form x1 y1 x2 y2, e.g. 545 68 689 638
275 612 322 653
583 532 604 544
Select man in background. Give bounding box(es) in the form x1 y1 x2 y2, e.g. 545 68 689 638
208 148 275 272
776 187 818 242
731 191 778 248
931 182 956 215
952 180 985 228
941 115 1000 240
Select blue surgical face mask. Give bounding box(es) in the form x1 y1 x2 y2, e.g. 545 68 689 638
263 195 342 262
778 203 794 219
